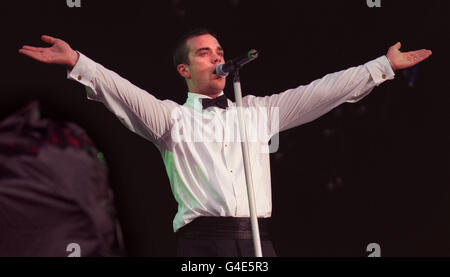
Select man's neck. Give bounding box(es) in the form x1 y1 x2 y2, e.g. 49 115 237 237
190 91 223 99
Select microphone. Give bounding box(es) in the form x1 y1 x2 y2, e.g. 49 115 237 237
215 49 259 77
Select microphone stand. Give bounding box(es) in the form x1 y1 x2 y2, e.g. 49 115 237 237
232 68 263 257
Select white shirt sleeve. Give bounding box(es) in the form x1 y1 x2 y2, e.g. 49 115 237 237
66 52 177 145
245 55 395 135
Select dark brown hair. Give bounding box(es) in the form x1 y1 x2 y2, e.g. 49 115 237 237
172 28 218 68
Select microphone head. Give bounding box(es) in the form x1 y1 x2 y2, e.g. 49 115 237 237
248 49 259 59
215 64 229 78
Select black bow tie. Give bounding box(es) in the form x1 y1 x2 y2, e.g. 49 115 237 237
201 94 229 110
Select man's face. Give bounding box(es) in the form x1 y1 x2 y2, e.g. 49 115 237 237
178 34 226 97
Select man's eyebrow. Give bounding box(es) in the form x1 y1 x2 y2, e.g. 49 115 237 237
195 47 224 54
195 47 210 54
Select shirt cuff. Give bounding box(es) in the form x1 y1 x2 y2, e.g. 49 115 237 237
364 55 395 86
66 51 96 87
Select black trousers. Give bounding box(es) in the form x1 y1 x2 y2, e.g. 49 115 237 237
175 217 277 257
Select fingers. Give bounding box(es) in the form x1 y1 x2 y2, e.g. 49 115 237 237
421 49 433 56
18 48 50 63
41 35 56 45
21 45 45 52
418 50 432 59
409 49 432 60
403 50 432 67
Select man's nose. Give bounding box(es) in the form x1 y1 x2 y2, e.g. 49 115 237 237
212 54 222 64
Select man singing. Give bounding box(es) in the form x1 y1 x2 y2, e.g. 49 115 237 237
19 29 432 257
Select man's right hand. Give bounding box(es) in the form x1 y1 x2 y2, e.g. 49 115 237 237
19 35 79 69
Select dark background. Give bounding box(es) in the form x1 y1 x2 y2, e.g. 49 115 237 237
1 0 449 256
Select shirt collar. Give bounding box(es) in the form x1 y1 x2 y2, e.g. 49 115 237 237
184 91 225 112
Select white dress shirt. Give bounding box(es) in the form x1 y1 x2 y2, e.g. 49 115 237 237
67 53 395 232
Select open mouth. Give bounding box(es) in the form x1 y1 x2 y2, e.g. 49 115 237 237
212 67 226 79
212 71 226 79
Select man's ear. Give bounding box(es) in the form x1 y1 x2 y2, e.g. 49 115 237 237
177 64 191 79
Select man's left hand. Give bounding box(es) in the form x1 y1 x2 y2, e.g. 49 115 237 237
386 42 432 71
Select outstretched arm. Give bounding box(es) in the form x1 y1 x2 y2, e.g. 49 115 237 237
249 42 432 135
18 35 176 146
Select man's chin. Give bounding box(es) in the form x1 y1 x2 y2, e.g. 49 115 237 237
209 82 226 93
201 87 225 97
193 81 225 95
217 80 226 87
